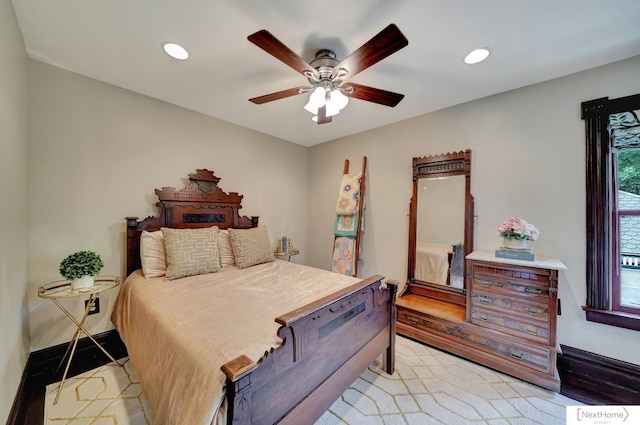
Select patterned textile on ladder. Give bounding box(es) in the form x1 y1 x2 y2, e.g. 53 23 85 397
331 237 356 276
334 212 359 237
335 172 362 216
331 171 363 275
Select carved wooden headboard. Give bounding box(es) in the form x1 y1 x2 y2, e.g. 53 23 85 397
125 169 258 275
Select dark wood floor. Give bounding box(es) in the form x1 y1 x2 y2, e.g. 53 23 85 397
10 331 639 424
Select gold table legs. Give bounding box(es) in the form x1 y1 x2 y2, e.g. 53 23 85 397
49 293 123 404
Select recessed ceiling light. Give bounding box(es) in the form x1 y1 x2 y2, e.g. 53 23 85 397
163 43 189 60
464 48 490 65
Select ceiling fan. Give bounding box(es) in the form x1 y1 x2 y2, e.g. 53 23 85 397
247 24 409 124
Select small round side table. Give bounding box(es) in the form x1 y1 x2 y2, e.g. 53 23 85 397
38 275 123 404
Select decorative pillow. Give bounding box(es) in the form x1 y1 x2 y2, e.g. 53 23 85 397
216 229 236 267
140 230 166 278
228 226 275 269
161 226 221 280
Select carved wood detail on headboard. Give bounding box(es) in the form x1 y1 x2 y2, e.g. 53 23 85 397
125 169 259 276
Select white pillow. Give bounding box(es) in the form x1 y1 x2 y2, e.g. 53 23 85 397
217 229 236 267
140 230 167 278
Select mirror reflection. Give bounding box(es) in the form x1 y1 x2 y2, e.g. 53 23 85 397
415 175 465 287
407 149 473 297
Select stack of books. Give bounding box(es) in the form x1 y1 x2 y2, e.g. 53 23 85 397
495 246 534 261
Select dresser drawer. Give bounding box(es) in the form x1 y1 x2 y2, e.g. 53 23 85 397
471 262 553 286
474 329 553 373
397 306 467 343
470 305 549 344
397 307 445 332
470 289 550 322
472 275 550 302
397 306 552 373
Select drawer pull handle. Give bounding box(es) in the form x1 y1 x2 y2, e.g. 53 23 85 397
477 279 493 287
477 313 490 321
525 287 543 295
408 316 419 324
478 295 491 303
525 307 542 315
526 326 539 334
510 349 525 359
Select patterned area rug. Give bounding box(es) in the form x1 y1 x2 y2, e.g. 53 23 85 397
45 359 153 424
45 336 580 424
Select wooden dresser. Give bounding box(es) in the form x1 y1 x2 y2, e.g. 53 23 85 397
397 251 566 391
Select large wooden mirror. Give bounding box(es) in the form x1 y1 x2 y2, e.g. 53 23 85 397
407 150 474 303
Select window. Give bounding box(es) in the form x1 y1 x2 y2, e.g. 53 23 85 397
582 94 640 330
612 150 640 314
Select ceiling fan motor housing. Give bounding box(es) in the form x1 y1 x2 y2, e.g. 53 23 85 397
311 49 343 80
310 49 339 71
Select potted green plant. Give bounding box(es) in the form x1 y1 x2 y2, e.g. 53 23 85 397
59 250 104 290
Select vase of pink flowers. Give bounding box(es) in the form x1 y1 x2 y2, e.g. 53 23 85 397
497 217 539 250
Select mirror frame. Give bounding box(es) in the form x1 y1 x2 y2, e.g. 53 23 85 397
407 149 474 304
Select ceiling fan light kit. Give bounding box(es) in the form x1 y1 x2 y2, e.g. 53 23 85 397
304 87 326 114
248 24 408 124
304 86 349 119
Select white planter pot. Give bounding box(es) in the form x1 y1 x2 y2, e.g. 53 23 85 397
71 275 95 290
503 237 528 250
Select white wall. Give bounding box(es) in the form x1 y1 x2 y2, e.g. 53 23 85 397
308 55 640 365
0 0 29 421
27 60 309 351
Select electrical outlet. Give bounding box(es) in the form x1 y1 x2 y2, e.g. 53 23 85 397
85 297 100 315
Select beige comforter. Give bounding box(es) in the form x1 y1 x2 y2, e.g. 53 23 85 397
415 242 451 284
111 260 360 425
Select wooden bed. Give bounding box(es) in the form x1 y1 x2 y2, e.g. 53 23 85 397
117 169 398 425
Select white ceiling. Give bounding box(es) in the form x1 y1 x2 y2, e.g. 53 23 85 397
11 0 640 147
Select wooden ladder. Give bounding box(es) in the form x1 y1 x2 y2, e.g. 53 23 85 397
331 156 367 277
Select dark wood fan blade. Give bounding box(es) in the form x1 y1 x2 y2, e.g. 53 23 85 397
248 30 319 79
332 24 408 79
344 83 404 107
249 87 307 104
316 106 332 124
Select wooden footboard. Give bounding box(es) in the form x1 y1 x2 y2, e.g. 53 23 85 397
221 276 398 425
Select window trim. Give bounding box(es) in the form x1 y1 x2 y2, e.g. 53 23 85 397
582 94 640 331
